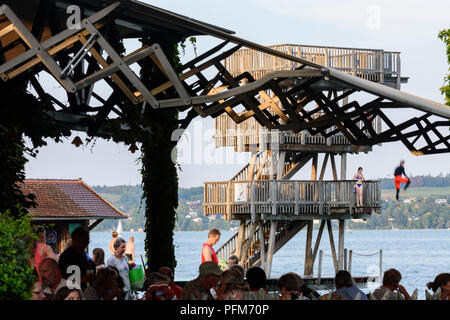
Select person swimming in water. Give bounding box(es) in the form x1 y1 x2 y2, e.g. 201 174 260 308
352 167 365 207
394 160 411 206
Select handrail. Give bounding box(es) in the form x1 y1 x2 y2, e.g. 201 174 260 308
214 113 382 148
223 44 401 84
204 180 381 216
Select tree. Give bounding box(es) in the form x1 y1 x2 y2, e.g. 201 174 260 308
0 207 36 300
438 29 450 106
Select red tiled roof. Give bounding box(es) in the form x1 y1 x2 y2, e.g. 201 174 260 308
20 179 127 220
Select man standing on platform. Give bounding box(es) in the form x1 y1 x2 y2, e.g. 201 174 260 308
201 229 221 264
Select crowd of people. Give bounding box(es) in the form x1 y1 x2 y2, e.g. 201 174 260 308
29 227 449 301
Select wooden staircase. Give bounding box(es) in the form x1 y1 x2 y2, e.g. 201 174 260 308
215 150 314 270
229 150 314 183
216 219 309 270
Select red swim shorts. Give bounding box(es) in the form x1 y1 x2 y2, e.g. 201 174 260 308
394 175 409 190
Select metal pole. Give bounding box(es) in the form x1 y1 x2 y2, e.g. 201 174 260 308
379 249 383 282
344 248 348 271
348 250 353 274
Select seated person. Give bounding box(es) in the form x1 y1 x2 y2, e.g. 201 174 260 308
373 268 410 300
333 270 368 300
277 273 304 300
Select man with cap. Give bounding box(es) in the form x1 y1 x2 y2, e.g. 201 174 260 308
181 261 222 300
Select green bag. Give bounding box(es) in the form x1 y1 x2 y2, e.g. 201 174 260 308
129 265 145 290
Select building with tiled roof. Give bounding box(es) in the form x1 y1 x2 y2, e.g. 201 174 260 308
20 178 127 253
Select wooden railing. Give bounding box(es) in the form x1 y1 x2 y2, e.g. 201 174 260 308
214 113 382 149
204 180 381 217
223 44 401 84
215 219 293 269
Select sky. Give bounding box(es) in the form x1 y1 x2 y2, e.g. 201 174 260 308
24 0 450 188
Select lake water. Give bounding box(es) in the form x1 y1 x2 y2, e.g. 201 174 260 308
89 229 450 299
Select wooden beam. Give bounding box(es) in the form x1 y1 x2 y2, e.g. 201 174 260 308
330 153 338 180
338 219 345 270
306 219 326 274
235 221 246 261
319 153 330 180
326 220 339 273
265 220 278 277
258 220 266 272
240 222 255 266
304 221 314 275
87 219 104 231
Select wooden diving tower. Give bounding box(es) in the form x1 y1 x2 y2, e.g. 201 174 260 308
1 0 450 280
203 43 405 277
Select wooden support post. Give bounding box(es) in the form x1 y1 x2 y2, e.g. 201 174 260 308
338 219 345 270
311 154 318 180
317 250 323 285
258 220 266 272
340 153 347 180
304 221 313 275
236 221 246 261
319 153 329 181
348 250 353 274
266 220 278 277
330 154 338 180
240 222 255 266
307 220 325 275
344 248 348 271
277 151 286 180
247 151 257 181
326 220 339 273
226 182 232 221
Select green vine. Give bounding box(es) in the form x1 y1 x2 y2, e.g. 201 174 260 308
438 29 450 106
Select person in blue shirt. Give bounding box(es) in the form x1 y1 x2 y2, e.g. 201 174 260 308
333 270 368 300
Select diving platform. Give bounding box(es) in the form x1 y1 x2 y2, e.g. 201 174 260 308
204 180 381 221
224 44 408 89
214 113 379 153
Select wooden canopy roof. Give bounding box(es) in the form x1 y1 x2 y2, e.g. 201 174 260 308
20 179 127 220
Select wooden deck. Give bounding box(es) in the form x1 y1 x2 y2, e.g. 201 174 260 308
214 113 380 152
223 43 407 88
204 180 381 220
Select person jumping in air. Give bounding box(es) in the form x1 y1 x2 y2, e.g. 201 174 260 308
394 160 411 206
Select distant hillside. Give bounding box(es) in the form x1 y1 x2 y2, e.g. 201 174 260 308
91 185 239 232
379 174 450 189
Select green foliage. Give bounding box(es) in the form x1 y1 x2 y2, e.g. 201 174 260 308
0 76 70 217
139 32 184 272
438 29 450 106
0 207 36 300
